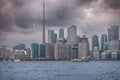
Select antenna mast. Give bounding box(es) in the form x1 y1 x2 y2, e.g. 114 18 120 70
42 0 46 43
83 25 87 38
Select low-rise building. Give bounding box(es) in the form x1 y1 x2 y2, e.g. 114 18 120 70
9 54 15 60
93 47 100 60
101 50 111 60
14 54 31 61
11 50 31 60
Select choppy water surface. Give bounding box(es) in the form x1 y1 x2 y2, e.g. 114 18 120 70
0 61 120 80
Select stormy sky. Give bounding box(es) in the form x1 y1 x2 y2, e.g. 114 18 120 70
0 0 120 49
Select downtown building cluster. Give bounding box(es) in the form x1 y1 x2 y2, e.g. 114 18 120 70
1 0 120 61
0 44 31 61
31 25 120 61
31 25 90 61
0 25 120 61
92 25 120 60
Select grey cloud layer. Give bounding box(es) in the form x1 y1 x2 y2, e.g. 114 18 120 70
0 0 120 48
0 0 96 32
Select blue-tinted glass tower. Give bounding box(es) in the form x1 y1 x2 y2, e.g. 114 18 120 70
108 26 119 42
92 35 99 51
59 28 64 38
39 44 46 57
48 30 54 43
31 43 39 60
48 30 57 43
101 34 107 52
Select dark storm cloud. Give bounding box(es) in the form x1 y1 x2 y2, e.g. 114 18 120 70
0 0 120 48
0 0 120 33
10 0 26 7
102 0 120 26
47 0 97 26
0 0 5 9
0 13 12 31
15 14 37 28
47 6 72 26
103 0 120 10
75 0 96 7
0 0 98 32
0 1 38 36
0 0 13 34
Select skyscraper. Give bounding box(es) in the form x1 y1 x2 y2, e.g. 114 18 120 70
54 43 71 60
39 44 46 58
1 46 10 60
71 45 78 59
45 43 54 60
108 26 119 42
76 35 82 44
53 33 57 43
48 30 57 43
110 40 119 51
42 0 46 43
67 25 77 44
26 48 31 56
78 36 89 59
92 35 99 52
101 34 107 52
31 43 39 60
48 30 54 43
18 43 26 50
59 28 64 38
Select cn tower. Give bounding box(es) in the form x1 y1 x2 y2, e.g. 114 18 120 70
42 0 46 43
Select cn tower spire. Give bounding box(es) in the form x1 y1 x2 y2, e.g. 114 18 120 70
42 0 46 43
43 0 45 20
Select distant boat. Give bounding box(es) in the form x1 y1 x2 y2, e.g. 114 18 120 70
72 58 89 62
8 60 12 62
14 59 20 62
72 59 83 62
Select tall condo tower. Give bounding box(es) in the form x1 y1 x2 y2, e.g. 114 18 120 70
42 0 46 43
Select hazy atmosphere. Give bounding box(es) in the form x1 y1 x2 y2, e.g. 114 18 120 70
0 0 120 49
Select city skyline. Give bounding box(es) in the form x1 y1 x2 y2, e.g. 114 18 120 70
0 0 120 49
1 24 119 61
1 1 120 80
0 25 119 50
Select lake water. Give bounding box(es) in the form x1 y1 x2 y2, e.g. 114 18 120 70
0 61 120 80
